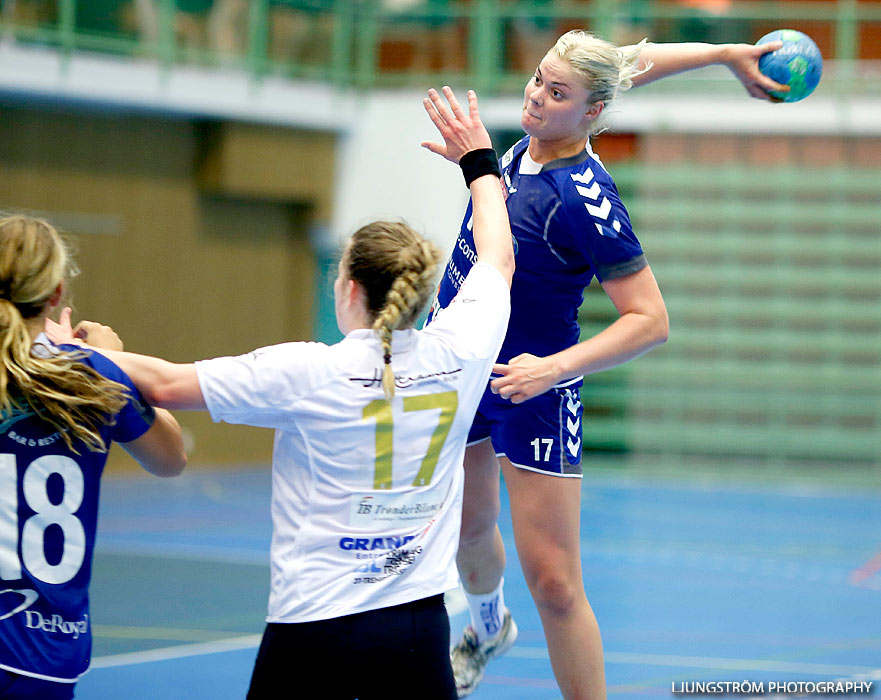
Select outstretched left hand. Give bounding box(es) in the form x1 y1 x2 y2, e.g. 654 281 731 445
421 86 493 164
490 353 560 404
725 41 790 101
45 307 124 351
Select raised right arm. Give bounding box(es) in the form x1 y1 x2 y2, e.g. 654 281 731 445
630 40 789 101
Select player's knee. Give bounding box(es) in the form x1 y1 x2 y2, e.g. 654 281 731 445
524 568 582 618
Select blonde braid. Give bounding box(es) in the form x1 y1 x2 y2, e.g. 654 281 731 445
373 270 418 400
347 225 441 401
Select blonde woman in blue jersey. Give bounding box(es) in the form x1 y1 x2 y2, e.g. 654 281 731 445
424 33 791 699
0 215 186 700
46 87 515 700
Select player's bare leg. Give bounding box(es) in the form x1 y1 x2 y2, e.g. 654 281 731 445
452 439 517 697
457 439 505 594
502 457 606 700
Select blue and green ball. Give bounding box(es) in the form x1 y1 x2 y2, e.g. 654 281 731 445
756 29 823 102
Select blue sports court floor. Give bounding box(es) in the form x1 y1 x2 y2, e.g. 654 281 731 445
76 458 881 699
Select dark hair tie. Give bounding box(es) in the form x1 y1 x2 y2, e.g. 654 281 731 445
383 353 392 364
16 301 46 319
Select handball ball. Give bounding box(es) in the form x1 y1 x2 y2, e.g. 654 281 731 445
756 29 823 102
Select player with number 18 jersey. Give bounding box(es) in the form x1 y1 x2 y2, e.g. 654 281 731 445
0 338 155 685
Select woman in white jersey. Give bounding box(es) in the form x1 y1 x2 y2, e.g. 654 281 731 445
46 87 514 700
430 34 791 700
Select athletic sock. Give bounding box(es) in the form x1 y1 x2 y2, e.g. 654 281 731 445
464 579 507 644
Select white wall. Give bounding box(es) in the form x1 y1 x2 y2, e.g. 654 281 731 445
329 89 470 255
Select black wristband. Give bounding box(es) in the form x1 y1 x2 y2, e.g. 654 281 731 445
459 148 501 187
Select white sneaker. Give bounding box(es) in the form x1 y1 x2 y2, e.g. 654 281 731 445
450 610 518 697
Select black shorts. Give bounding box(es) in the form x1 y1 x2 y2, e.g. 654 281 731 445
246 594 456 700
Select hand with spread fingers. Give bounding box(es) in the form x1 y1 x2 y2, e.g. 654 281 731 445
421 86 493 164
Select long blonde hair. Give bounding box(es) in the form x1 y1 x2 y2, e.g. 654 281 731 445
549 30 651 135
0 215 129 452
344 221 442 400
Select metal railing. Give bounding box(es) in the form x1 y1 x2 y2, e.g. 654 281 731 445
1 0 880 94
579 162 881 464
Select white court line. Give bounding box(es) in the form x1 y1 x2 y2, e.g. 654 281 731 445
95 541 268 566
91 635 262 669
91 587 465 670
92 636 881 681
507 647 881 677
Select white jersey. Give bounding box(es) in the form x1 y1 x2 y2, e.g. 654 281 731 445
196 262 510 623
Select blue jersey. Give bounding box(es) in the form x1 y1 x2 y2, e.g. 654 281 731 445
0 339 155 683
427 136 646 372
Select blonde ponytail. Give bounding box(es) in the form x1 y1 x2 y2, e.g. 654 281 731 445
346 223 442 400
0 215 130 453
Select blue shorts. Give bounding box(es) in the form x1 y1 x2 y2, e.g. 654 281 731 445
468 382 583 477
